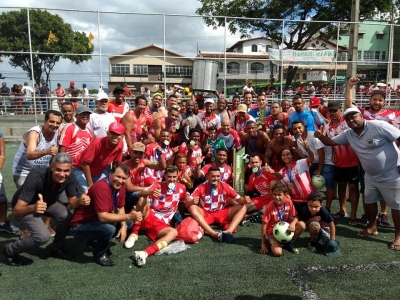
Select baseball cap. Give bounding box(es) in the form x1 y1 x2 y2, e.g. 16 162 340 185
309 82 313 85
324 240 342 258
237 104 248 113
328 101 342 110
70 81 75 85
113 85 124 93
370 90 386 99
204 98 214 105
309 97 321 107
108 122 125 135
82 83 87 87
96 92 109 101
75 105 92 115
343 107 361 117
131 142 145 152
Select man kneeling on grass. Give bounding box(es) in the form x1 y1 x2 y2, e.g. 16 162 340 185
69 163 143 266
260 183 305 256
131 165 186 266
187 166 249 243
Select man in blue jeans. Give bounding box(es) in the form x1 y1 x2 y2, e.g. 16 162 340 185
69 163 143 266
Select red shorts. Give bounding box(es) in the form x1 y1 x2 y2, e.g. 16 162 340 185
252 196 272 210
140 210 169 241
201 207 230 230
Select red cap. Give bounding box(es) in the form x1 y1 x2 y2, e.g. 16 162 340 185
108 122 125 134
309 97 321 107
70 81 75 85
195 95 204 101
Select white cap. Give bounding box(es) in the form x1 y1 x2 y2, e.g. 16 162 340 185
309 82 313 85
204 98 214 105
343 107 361 117
96 92 109 101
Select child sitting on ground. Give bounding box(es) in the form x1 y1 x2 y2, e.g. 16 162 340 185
300 191 337 254
260 183 305 256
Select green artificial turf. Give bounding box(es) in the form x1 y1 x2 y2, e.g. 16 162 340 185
1 144 400 300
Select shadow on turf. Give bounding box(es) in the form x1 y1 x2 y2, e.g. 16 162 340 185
235 294 302 300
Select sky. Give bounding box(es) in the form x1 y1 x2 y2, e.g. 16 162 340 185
0 0 243 90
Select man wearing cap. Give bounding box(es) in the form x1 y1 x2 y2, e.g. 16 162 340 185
324 101 359 225
88 92 117 138
314 107 400 251
307 82 315 97
198 99 221 140
59 106 94 167
346 78 396 227
107 85 130 123
73 122 124 191
230 104 255 135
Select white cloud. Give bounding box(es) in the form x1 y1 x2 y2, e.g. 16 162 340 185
0 1 245 89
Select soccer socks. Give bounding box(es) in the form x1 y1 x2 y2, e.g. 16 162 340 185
131 222 141 235
144 240 168 257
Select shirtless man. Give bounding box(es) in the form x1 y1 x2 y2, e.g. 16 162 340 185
241 120 270 163
265 125 295 171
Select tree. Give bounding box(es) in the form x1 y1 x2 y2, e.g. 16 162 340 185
196 0 393 85
0 9 93 85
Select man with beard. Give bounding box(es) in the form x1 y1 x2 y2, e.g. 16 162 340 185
230 104 255 135
73 122 124 191
178 100 207 144
107 86 130 123
241 121 270 162
88 92 117 138
266 125 295 172
243 91 254 112
194 148 232 183
314 107 400 251
123 95 152 149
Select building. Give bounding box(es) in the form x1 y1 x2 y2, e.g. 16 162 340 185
337 21 390 83
108 44 193 94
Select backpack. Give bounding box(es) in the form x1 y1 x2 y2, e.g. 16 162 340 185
176 217 204 243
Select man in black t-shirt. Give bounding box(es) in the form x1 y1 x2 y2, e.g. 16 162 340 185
39 82 50 113
3 153 90 266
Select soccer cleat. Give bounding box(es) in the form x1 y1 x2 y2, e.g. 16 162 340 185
3 247 22 266
124 234 138 249
0 221 20 234
284 240 299 254
307 241 318 253
377 213 390 228
134 251 148 266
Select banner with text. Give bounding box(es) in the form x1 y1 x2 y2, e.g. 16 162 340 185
234 147 245 197
268 49 335 66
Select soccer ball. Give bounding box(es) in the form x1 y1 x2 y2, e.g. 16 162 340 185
312 175 326 190
273 221 294 243
242 153 250 163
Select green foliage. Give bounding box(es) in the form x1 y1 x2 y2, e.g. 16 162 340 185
0 9 93 85
196 0 393 84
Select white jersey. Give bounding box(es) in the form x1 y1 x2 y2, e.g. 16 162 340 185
88 112 117 138
12 125 58 177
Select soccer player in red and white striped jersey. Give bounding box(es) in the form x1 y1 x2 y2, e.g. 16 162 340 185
194 148 232 183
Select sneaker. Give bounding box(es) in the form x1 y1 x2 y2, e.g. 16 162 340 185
124 234 138 249
0 221 20 234
134 251 148 266
3 247 22 266
377 213 390 228
240 212 258 226
249 211 263 224
19 229 31 240
47 226 56 238
357 214 369 227
307 241 318 253
284 240 299 254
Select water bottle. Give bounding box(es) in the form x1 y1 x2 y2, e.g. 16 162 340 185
155 240 190 255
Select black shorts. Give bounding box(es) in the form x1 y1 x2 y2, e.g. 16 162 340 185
335 166 359 184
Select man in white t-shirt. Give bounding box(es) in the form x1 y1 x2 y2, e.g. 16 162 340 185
242 82 255 96
88 92 116 138
21 82 34 114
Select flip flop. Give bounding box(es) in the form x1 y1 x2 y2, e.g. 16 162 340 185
390 244 400 251
348 219 358 226
332 212 348 219
357 230 378 238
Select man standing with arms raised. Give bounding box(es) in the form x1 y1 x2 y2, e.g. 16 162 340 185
107 86 130 123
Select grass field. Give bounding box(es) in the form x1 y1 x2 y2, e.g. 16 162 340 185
1 144 400 300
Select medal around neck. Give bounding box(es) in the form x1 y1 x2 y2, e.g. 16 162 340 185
211 180 218 186
175 124 180 129
190 140 196 146
163 140 170 146
252 167 259 173
168 182 175 190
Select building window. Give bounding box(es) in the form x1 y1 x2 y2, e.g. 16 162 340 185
111 64 130 75
375 51 380 61
363 51 374 61
227 62 240 74
251 44 258 52
165 65 193 76
294 73 300 80
218 62 223 72
357 51 362 60
133 65 148 75
250 62 264 73
382 51 386 61
302 73 307 80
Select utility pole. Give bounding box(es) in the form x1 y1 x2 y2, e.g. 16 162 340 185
386 3 395 87
346 0 360 96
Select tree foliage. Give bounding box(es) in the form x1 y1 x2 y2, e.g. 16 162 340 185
196 0 394 85
0 9 93 85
